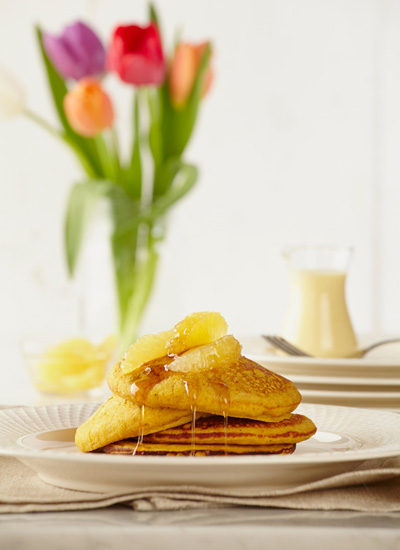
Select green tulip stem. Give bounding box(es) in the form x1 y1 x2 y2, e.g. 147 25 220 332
138 87 154 210
23 109 63 140
110 127 120 158
110 126 121 179
23 108 97 178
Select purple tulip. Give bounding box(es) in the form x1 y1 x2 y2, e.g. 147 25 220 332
43 21 106 80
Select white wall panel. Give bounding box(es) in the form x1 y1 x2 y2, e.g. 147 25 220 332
379 0 400 334
0 0 397 392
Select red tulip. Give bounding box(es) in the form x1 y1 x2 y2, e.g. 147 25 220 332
64 78 114 137
169 41 213 108
107 23 165 86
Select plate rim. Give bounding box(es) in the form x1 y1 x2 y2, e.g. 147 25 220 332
1 402 400 467
248 352 400 369
278 374 400 386
242 334 400 370
299 388 400 398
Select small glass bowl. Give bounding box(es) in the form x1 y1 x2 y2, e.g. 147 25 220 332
21 336 116 400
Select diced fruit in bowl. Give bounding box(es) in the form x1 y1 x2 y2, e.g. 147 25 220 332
24 335 116 394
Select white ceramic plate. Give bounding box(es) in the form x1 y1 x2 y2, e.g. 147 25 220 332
299 388 400 411
285 373 400 388
1 402 400 493
243 336 400 379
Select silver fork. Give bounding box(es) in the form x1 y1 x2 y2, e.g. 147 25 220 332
262 336 311 357
262 335 400 358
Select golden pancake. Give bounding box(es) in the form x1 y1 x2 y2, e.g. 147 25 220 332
143 414 316 446
107 355 301 420
99 440 296 456
75 395 207 453
76 313 316 456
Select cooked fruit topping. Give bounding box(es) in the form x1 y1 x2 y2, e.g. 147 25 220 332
167 335 242 373
120 312 228 373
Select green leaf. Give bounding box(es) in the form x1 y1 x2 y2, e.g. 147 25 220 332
149 3 160 26
150 162 198 220
148 87 163 172
94 134 118 181
35 27 69 130
161 44 211 160
63 138 99 179
110 128 122 181
114 161 198 238
153 156 181 197
65 180 115 276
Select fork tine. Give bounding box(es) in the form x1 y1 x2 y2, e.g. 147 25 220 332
275 336 311 357
268 336 297 355
264 336 293 355
262 336 298 356
262 335 311 357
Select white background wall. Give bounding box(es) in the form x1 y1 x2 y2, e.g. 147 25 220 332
1 0 400 394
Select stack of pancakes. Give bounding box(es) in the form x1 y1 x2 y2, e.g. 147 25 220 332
75 339 316 456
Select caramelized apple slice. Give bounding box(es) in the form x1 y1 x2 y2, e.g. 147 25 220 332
167 335 242 373
120 312 228 374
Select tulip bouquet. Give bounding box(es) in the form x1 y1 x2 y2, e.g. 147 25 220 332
2 4 212 350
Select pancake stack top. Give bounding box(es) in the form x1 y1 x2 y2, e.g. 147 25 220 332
75 312 316 456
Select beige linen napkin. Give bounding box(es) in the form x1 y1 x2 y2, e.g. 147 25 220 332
1 455 400 513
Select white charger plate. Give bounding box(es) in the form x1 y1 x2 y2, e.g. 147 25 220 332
1 402 400 493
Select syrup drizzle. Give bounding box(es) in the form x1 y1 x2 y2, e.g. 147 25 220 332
191 405 197 457
129 360 174 456
217 381 231 455
132 404 145 456
222 402 229 455
183 379 198 456
132 360 174 400
129 359 233 457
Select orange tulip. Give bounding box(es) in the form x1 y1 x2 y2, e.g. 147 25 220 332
168 41 212 108
194 43 213 97
64 78 114 137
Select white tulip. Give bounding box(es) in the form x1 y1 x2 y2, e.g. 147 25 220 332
0 66 25 118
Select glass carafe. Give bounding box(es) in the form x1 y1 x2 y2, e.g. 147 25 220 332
280 246 358 358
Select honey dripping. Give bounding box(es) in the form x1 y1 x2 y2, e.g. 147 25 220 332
191 404 197 457
132 404 145 456
219 384 230 455
183 378 199 457
133 361 174 400
130 360 175 455
130 364 166 456
222 408 228 455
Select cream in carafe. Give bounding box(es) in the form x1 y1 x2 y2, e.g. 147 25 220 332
280 269 358 358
